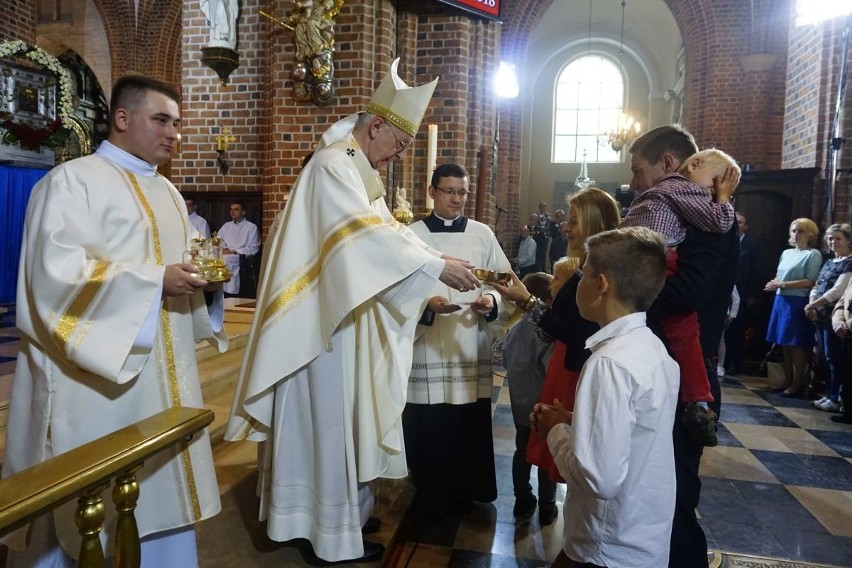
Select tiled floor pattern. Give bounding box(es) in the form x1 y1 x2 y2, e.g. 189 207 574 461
2 303 851 567
365 371 852 568
196 370 852 567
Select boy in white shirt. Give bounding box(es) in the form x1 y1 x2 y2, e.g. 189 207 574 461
533 226 680 568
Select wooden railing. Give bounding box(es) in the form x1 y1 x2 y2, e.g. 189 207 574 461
0 406 214 567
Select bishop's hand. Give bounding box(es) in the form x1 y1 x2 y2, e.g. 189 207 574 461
439 258 480 292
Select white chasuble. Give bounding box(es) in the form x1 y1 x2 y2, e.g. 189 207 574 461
225 122 442 561
3 153 223 559
408 217 513 404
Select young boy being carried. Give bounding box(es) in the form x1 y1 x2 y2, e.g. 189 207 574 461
621 148 741 446
534 227 679 568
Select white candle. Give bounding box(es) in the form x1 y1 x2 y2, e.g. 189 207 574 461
426 124 437 210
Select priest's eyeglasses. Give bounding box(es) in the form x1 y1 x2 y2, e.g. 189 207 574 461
434 187 470 198
384 123 412 153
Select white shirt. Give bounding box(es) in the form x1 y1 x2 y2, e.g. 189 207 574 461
547 312 679 568
218 218 260 255
517 236 536 268
188 211 211 238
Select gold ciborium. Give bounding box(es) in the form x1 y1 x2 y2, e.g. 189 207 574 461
184 233 232 283
472 268 511 285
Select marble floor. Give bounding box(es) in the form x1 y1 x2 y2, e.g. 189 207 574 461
196 368 852 568
2 300 851 567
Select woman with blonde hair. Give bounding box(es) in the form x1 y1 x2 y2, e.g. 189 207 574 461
764 218 823 396
493 187 621 521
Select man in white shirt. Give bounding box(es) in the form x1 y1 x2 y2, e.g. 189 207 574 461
514 225 537 278
218 201 260 297
534 227 679 568
185 197 211 238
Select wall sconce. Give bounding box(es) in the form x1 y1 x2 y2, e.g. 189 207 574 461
215 127 236 175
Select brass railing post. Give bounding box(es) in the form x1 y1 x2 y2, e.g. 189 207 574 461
112 466 142 568
74 484 108 568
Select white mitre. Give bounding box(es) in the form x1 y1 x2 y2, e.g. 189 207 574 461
366 58 438 137
317 58 439 149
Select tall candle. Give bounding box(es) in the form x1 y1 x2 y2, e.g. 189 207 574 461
426 124 438 210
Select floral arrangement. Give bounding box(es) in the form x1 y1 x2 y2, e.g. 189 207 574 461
0 40 74 151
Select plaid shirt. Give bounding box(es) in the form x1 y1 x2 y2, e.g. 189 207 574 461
621 173 734 246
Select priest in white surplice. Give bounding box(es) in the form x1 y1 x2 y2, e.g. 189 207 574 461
218 200 260 295
185 196 211 238
404 163 512 518
224 59 481 563
2 76 225 568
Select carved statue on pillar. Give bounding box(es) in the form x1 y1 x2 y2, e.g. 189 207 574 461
260 0 344 107
200 0 239 49
200 0 241 85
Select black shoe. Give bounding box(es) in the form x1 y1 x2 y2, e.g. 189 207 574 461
513 494 537 522
830 414 852 425
305 541 385 565
361 516 381 534
538 502 558 526
682 401 718 447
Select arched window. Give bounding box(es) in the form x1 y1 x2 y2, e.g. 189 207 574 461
553 55 624 163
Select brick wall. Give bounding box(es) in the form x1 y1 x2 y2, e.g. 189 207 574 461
171 0 267 222
2 0 850 233
0 0 36 42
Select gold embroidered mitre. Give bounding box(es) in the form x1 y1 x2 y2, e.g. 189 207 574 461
366 58 438 138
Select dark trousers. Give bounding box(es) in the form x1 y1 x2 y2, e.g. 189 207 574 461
724 306 749 371
403 400 497 514
668 360 721 568
512 424 557 503
552 551 606 568
840 340 852 418
816 320 849 400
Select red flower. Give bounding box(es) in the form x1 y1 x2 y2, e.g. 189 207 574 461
1 114 67 150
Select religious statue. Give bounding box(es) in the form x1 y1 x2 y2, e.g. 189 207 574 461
392 187 414 225
291 0 334 60
288 0 341 105
200 0 239 49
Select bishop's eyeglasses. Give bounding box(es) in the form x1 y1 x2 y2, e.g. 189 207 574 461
384 123 412 153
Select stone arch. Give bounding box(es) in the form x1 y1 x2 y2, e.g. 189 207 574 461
87 0 181 87
495 0 717 249
138 0 183 86
89 0 135 83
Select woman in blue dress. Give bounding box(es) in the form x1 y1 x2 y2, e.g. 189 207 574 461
764 218 823 397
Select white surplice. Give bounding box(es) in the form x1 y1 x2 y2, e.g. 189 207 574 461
408 216 513 404
217 219 260 294
225 114 444 562
188 211 211 238
3 143 225 562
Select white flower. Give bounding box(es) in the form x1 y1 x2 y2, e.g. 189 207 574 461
0 40 74 129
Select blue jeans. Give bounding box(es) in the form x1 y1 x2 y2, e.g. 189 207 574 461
816 320 848 401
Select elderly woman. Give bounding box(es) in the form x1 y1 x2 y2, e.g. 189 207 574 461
764 218 823 397
830 277 852 424
806 224 852 411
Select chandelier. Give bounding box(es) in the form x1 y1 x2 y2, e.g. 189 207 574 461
575 150 595 189
602 113 641 152
600 0 641 152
